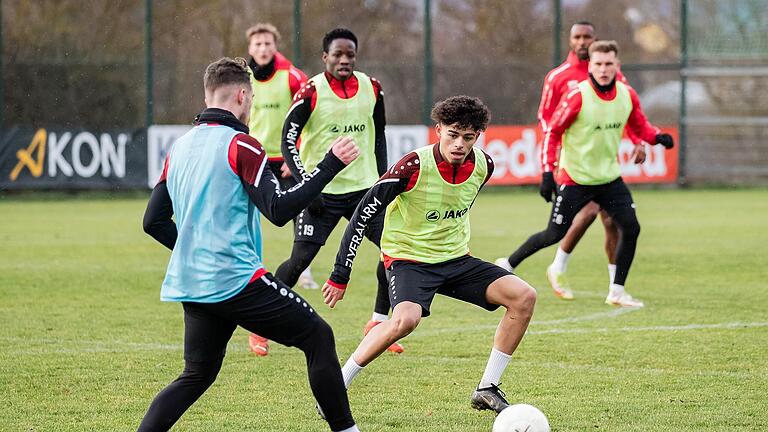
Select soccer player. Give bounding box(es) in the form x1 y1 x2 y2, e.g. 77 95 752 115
497 21 646 300
243 22 313 357
322 95 537 414
139 57 362 432
277 28 403 353
500 41 674 308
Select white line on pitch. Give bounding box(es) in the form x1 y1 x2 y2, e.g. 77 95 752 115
4 320 767 355
403 308 640 338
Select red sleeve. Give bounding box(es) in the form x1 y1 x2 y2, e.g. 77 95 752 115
537 71 559 135
228 133 267 185
542 88 582 173
157 153 169 183
617 71 642 144
370 77 384 100
291 80 317 112
626 86 660 144
288 66 308 97
481 150 495 185
380 151 420 191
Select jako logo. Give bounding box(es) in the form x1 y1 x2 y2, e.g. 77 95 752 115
425 208 469 221
9 128 128 181
329 123 366 134
594 122 623 131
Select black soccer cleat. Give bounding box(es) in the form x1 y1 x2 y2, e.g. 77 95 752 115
471 383 510 413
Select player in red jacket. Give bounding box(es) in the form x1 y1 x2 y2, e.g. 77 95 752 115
500 41 674 308
497 21 646 300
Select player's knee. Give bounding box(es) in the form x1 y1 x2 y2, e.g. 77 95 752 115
580 202 600 221
391 314 420 337
621 219 641 239
181 359 222 389
542 227 566 245
512 285 537 317
312 318 336 347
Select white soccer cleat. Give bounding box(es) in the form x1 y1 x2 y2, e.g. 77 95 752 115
494 257 513 272
605 292 644 308
298 267 320 290
546 265 574 300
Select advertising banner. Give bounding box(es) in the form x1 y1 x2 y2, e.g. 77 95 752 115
146 124 677 188
426 125 679 185
147 125 193 188
0 126 147 190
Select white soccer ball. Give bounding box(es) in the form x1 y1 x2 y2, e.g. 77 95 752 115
492 404 550 432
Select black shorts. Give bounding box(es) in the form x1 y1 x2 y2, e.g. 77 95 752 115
294 189 384 246
552 177 635 228
181 272 321 362
385 255 512 317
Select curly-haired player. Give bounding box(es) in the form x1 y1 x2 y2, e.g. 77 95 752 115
321 95 538 414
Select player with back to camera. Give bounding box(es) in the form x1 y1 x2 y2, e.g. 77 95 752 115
139 57 362 432
322 95 537 414
277 27 404 354
499 41 674 308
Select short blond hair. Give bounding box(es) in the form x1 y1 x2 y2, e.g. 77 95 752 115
204 57 250 93
246 23 281 43
589 40 619 57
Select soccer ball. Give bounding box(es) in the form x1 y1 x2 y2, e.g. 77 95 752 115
492 404 550 432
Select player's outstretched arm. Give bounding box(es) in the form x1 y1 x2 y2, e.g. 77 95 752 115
322 182 393 308
142 181 177 250
238 134 359 226
323 155 417 307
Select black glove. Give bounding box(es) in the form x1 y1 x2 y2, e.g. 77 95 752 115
539 172 557 203
307 196 325 217
655 133 674 149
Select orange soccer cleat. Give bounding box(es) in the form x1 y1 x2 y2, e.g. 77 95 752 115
248 333 269 356
363 320 404 354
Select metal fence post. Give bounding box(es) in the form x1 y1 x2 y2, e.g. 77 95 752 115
423 0 433 125
293 0 302 69
553 0 562 67
145 0 153 127
679 0 688 185
0 0 4 128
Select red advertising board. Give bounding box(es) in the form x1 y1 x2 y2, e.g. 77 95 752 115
428 125 678 185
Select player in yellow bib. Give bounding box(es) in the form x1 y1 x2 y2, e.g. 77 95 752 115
321 96 538 415
277 28 404 354
242 23 312 357
501 41 674 308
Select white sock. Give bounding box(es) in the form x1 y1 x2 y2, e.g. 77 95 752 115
608 264 617 284
336 425 360 432
609 283 625 297
342 357 364 389
550 247 571 273
370 312 388 322
478 347 512 388
300 267 313 278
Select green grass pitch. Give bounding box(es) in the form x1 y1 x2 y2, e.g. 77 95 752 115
1 188 766 431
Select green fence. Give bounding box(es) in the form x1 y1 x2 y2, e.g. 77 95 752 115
1 0 767 184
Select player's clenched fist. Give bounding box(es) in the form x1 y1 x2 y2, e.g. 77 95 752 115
330 136 360 165
322 281 346 308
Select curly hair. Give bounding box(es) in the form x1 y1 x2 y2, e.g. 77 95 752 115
203 57 250 93
430 95 491 131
